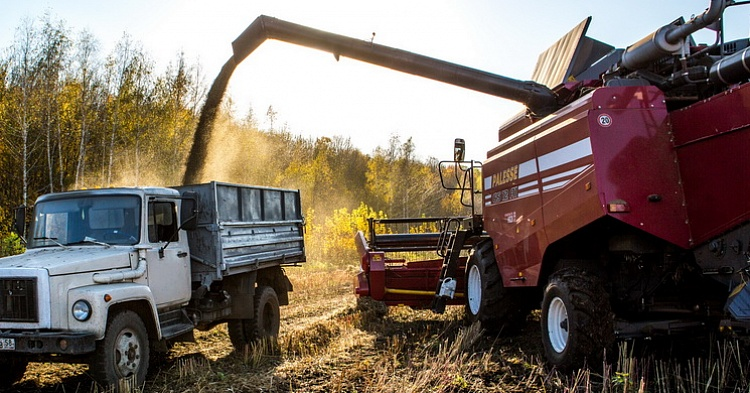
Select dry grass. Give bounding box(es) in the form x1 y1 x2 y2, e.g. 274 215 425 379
8 265 750 393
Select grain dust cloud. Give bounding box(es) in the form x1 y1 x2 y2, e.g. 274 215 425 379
182 56 238 185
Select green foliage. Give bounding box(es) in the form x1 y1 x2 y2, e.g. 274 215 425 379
304 203 388 268
0 232 25 257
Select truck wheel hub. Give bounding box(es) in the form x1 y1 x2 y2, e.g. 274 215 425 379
115 330 141 375
547 297 569 353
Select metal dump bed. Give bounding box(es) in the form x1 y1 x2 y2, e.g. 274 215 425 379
175 181 305 278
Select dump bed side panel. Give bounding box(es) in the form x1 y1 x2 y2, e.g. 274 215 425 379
175 182 305 277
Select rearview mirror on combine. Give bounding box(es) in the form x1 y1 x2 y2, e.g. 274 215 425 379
454 138 465 162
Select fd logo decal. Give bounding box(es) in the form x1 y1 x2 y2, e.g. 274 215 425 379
597 114 612 128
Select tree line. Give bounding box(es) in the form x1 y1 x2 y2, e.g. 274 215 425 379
0 14 469 263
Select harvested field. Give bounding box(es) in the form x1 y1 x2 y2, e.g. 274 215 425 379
6 266 750 392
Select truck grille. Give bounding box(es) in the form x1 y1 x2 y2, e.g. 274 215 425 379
0 278 38 322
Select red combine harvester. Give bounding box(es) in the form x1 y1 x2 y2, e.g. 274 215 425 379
349 0 750 369
196 0 750 370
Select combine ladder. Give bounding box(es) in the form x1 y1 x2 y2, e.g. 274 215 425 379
432 218 470 313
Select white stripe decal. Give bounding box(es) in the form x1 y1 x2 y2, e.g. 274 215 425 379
519 159 538 178
541 164 592 192
543 180 572 191
517 180 539 192
518 188 540 198
537 138 592 172
541 164 591 183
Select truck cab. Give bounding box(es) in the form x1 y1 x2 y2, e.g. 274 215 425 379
4 187 192 344
1 187 195 388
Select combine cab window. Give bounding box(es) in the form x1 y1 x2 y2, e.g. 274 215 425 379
148 201 178 243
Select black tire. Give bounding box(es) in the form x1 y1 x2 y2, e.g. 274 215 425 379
0 357 28 388
541 268 614 371
89 310 150 390
464 239 532 334
228 286 280 351
149 339 174 366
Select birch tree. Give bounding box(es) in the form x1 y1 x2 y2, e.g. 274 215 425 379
38 15 70 192
72 29 99 189
5 19 42 206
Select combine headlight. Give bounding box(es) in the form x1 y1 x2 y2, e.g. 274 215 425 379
72 300 92 321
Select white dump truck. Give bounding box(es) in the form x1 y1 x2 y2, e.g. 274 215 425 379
0 181 305 388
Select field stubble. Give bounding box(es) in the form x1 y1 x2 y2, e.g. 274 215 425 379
7 265 750 392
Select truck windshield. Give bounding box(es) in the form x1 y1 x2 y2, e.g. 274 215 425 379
28 195 142 248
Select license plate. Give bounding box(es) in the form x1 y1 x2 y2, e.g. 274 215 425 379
0 337 15 350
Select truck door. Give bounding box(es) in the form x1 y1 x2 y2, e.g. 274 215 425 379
145 200 191 308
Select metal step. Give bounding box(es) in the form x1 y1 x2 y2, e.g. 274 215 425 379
158 309 195 340
432 229 469 314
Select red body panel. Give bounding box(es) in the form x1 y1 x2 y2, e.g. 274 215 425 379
482 86 691 286
589 86 690 248
483 94 594 286
670 83 750 246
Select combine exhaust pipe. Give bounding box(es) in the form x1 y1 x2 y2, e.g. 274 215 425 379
620 0 728 70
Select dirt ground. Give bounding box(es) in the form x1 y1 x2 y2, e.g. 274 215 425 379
5 267 750 393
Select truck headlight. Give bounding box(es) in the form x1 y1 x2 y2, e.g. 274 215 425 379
72 300 92 321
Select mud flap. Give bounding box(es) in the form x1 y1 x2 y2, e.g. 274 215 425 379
726 282 750 321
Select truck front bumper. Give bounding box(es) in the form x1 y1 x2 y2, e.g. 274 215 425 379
0 330 96 355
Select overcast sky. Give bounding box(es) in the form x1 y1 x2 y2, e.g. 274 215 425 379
1 0 746 161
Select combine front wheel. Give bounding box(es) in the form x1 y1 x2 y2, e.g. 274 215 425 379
464 239 531 334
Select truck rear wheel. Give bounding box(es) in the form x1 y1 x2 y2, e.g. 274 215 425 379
465 239 531 334
228 286 280 351
0 357 28 387
89 310 150 390
541 268 614 371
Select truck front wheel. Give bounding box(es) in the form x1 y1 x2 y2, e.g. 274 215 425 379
465 239 531 334
0 357 28 388
541 268 613 371
228 286 280 351
89 310 150 390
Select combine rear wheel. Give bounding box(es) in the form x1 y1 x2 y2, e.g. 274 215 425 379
465 239 532 334
228 286 280 351
541 268 614 371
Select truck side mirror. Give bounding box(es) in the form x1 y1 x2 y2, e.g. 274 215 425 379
180 193 198 231
454 138 465 162
13 205 26 236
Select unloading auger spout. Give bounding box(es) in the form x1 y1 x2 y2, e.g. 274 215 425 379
182 15 558 184
232 15 558 115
